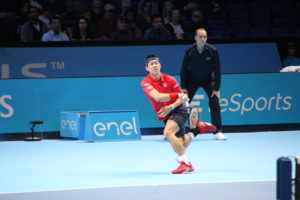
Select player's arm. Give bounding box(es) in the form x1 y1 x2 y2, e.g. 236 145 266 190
157 79 189 118
172 78 189 106
142 81 188 103
148 89 178 102
158 94 189 118
148 88 189 102
142 82 177 102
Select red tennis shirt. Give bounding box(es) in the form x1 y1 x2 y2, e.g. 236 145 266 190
141 73 182 121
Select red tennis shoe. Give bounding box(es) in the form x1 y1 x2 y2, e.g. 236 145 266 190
172 161 195 174
186 162 195 173
188 107 216 136
190 120 217 137
198 121 217 134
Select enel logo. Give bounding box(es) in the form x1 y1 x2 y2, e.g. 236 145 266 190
93 117 138 137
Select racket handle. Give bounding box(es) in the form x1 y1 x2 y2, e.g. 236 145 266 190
178 93 190 108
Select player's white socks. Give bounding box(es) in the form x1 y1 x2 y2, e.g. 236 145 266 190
178 154 189 165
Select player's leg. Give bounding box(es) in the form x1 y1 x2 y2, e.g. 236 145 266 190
164 119 194 174
164 119 185 156
183 133 192 148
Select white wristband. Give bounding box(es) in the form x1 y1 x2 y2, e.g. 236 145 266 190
170 104 174 110
178 93 186 101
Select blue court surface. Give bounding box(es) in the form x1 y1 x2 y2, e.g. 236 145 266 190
0 130 299 200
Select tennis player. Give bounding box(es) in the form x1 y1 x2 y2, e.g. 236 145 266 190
141 54 216 174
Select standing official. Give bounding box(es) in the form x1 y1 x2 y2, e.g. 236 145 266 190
180 28 226 140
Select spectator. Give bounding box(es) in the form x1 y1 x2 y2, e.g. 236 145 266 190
182 0 199 21
81 9 93 23
109 16 135 41
183 9 206 40
138 0 159 16
17 1 31 26
120 0 132 17
91 0 104 22
41 15 69 41
72 16 94 41
38 6 53 28
81 9 97 37
137 0 153 34
165 9 185 40
282 42 300 68
124 8 143 39
96 3 117 40
144 15 172 40
161 0 174 24
20 6 48 42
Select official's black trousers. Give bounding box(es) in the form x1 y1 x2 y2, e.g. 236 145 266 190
186 80 222 132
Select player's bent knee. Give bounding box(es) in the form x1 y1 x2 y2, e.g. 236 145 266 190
163 131 171 139
164 130 175 139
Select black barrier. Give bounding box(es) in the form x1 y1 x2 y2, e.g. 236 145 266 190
296 156 300 200
277 157 292 200
277 156 300 200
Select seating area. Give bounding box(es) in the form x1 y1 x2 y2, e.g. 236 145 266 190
0 0 298 42
205 0 299 39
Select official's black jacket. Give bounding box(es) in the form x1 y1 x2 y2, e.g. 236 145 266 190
180 43 221 91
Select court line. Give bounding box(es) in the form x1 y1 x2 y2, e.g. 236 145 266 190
0 179 276 195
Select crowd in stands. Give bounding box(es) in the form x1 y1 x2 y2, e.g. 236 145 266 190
0 0 299 43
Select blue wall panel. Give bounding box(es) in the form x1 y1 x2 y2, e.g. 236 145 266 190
0 43 282 79
0 73 299 134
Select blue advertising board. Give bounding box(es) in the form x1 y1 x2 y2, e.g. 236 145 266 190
84 110 141 142
60 111 86 139
0 79 41 133
193 73 299 125
0 73 299 134
0 43 282 79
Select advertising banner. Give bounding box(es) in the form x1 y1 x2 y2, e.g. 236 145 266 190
0 43 282 79
60 111 84 139
0 73 299 134
84 111 141 142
